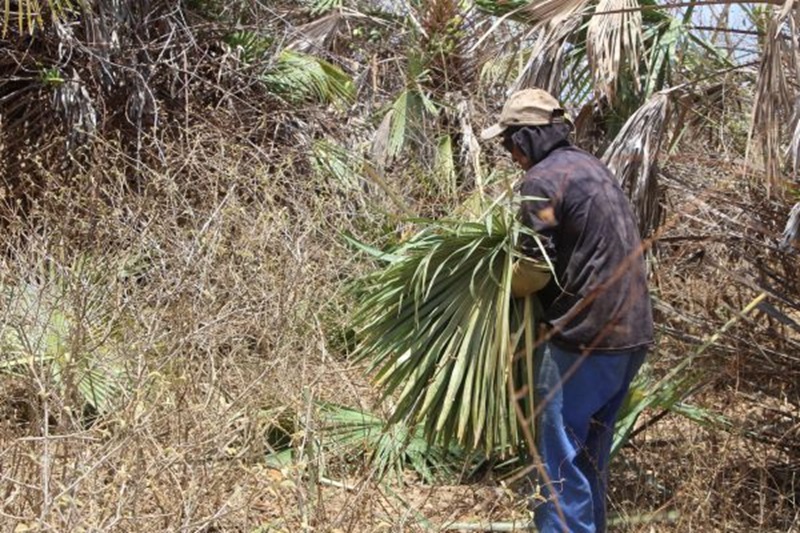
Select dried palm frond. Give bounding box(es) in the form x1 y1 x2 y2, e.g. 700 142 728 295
349 197 546 454
586 0 643 103
476 0 589 26
781 202 800 250
512 13 582 95
785 3 800 180
602 91 671 238
287 11 342 53
790 95 800 177
520 0 589 25
573 98 613 155
52 73 98 152
471 0 590 55
749 4 797 195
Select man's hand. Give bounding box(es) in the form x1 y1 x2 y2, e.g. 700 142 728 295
511 257 552 298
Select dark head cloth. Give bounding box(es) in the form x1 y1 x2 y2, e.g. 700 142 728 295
508 124 572 165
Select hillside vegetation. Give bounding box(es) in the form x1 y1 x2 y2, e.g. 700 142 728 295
0 1 798 531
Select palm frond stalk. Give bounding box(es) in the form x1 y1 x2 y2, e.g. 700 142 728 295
349 197 544 454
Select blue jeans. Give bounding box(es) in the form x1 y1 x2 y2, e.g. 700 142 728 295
530 342 646 533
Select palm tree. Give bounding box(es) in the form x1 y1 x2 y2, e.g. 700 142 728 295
474 0 799 217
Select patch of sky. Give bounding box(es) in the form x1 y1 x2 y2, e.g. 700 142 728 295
672 2 762 63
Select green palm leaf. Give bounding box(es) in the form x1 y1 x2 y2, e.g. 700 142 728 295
318 402 464 483
263 49 354 106
311 139 362 191
0 257 126 416
349 195 545 454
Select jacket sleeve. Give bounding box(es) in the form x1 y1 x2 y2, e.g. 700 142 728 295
517 173 559 265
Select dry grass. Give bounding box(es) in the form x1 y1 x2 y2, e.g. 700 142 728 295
0 3 799 531
0 119 376 530
1 125 797 533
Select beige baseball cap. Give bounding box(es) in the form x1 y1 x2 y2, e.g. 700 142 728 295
481 88 567 140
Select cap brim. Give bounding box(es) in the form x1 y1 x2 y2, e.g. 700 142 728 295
480 123 505 140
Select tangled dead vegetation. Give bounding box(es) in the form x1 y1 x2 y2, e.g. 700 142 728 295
2 125 797 533
619 152 800 531
1 1 799 532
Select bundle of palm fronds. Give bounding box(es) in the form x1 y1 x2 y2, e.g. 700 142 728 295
349 196 546 455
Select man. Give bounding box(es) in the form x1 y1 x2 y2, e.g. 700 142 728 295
481 88 654 533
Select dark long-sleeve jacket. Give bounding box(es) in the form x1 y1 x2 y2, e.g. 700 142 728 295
517 140 654 352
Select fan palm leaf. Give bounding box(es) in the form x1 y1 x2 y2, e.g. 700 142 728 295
475 0 589 26
0 257 126 416
263 49 354 106
586 0 643 103
350 196 546 454
288 11 342 52
372 87 439 167
317 402 465 482
512 13 583 95
749 5 797 194
311 139 362 192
